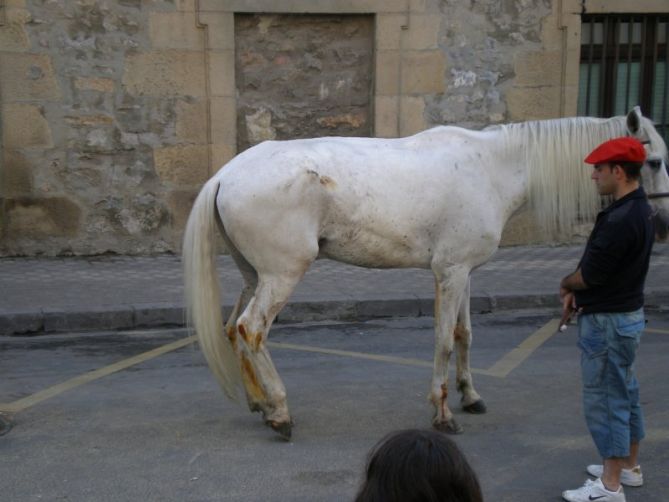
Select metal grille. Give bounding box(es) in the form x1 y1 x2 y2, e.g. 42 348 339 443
578 14 668 143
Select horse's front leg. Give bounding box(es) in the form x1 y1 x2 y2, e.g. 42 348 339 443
430 265 469 434
455 277 486 414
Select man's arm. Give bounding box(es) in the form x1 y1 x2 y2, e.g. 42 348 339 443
559 268 587 324
560 268 588 293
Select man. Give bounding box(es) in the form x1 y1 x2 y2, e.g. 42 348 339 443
560 137 653 502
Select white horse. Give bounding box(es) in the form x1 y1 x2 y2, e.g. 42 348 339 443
183 108 669 438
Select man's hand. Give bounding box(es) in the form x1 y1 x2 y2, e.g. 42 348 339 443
562 291 576 314
559 291 577 332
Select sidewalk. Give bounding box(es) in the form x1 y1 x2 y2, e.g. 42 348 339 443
2 244 668 335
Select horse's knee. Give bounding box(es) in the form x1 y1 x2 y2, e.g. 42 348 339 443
454 324 471 345
237 321 263 352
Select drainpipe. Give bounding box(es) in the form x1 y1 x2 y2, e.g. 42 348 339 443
194 0 213 177
396 0 410 137
557 0 569 117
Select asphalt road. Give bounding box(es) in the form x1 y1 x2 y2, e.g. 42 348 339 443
1 311 668 501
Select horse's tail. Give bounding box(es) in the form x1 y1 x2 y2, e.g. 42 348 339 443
182 177 241 399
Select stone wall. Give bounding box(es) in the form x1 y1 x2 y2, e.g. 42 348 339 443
235 14 374 151
2 0 663 256
1 0 206 255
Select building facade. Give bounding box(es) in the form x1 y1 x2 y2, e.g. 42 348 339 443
1 0 667 256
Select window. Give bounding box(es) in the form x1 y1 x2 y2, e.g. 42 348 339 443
578 14 668 143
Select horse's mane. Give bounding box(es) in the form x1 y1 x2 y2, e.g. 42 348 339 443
499 116 628 240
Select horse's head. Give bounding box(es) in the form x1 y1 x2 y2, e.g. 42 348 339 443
626 107 669 239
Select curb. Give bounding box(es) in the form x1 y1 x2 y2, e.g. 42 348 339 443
2 291 668 336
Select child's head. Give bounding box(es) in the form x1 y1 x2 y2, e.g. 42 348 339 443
355 429 483 502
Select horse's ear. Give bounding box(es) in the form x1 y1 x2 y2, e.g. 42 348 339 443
626 106 642 135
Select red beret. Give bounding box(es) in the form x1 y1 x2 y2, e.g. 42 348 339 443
584 137 647 165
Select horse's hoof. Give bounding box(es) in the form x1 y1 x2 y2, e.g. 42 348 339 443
266 419 292 440
463 399 487 414
433 418 464 435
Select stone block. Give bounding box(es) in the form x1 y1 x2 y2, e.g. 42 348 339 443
585 0 667 13
153 144 209 186
399 96 427 136
401 50 446 95
209 50 235 97
134 304 185 329
0 53 61 101
122 50 205 97
374 95 400 138
149 11 203 50
513 51 563 88
198 0 409 13
375 50 401 96
210 97 236 145
64 115 114 127
0 7 31 51
409 0 429 12
43 307 134 333
539 12 580 52
2 104 53 148
355 299 421 319
0 311 43 336
277 300 358 323
376 14 406 51
175 0 197 12
403 15 441 50
4 197 81 238
506 86 561 121
3 149 33 196
500 210 545 246
562 84 580 117
74 77 115 93
197 12 234 50
167 190 198 229
176 99 207 143
211 144 237 171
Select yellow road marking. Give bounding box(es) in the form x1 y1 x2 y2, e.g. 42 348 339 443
484 318 560 378
269 341 433 369
645 327 669 335
267 341 495 376
1 319 563 414
0 335 196 414
269 319 559 378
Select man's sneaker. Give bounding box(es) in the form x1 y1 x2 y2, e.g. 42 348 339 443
586 464 643 487
562 478 625 502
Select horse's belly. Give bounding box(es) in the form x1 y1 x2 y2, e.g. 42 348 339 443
317 227 432 269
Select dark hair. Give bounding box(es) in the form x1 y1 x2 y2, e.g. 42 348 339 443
354 429 483 502
613 161 642 181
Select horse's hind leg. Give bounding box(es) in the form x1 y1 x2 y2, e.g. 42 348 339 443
454 278 486 414
235 270 308 439
226 282 260 413
216 215 264 413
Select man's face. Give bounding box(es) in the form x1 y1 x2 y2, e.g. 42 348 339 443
591 163 618 195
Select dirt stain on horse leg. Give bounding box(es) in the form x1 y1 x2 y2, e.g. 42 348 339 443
240 353 266 405
226 326 238 352
440 383 448 418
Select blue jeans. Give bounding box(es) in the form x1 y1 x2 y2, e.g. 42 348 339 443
578 309 645 459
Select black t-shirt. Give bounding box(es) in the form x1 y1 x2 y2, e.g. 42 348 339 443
574 187 655 314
